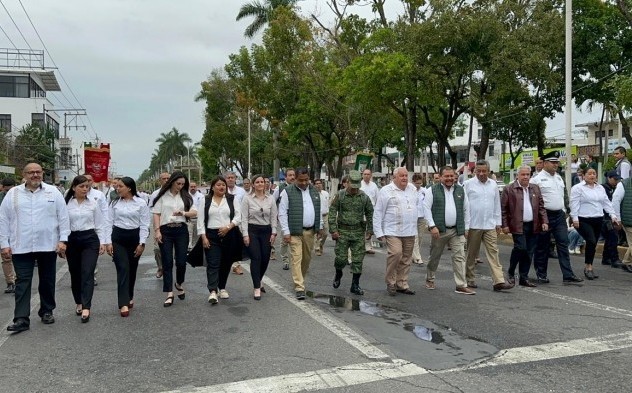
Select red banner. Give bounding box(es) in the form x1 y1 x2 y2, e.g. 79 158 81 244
84 144 111 183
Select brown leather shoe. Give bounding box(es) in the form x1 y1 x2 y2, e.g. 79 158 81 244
455 286 476 295
493 282 514 291
467 281 478 288
519 280 537 288
425 280 435 290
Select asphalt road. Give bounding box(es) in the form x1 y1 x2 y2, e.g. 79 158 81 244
1 234 631 393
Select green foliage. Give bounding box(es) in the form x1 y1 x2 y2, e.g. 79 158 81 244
13 124 56 171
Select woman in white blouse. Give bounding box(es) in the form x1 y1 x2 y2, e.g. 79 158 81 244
570 168 620 280
64 175 106 323
198 176 242 304
104 177 150 317
241 174 277 300
151 171 197 307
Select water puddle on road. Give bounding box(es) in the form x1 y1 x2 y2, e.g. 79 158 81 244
305 291 499 370
306 292 446 344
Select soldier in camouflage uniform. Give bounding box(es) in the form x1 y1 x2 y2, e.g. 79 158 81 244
329 170 374 295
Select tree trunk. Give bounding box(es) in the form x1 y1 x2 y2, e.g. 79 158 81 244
618 110 632 147
478 123 490 159
406 105 417 171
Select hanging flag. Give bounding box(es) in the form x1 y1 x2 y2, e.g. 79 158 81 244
84 143 111 182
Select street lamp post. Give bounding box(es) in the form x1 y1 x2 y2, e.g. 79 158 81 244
247 108 252 179
564 0 573 198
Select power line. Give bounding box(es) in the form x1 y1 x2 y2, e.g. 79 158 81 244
0 0 31 50
17 0 99 141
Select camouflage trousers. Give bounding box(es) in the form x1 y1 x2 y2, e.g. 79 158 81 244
334 230 366 274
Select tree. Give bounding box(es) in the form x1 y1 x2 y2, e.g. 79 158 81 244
236 0 300 38
154 127 192 171
12 124 56 172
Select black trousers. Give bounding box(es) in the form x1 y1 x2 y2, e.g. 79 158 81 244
111 226 141 308
13 251 57 323
508 222 537 281
601 219 619 263
248 224 272 289
203 229 234 292
576 216 604 266
159 225 188 292
67 229 100 309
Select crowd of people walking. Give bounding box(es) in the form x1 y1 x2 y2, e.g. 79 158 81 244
2 147 632 333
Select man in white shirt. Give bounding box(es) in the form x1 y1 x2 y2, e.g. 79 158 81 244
224 171 247 274
360 169 379 254
0 162 70 333
188 182 204 250
614 146 631 180
373 167 418 296
313 178 330 256
149 172 170 278
424 166 472 294
279 167 323 300
463 160 513 291
530 150 583 284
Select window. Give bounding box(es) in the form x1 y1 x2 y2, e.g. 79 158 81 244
0 75 31 97
30 78 45 98
455 128 465 137
609 129 614 137
0 114 10 132
489 145 495 157
477 128 482 139
47 115 60 138
32 113 45 128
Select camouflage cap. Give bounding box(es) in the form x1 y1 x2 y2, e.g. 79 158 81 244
348 170 361 188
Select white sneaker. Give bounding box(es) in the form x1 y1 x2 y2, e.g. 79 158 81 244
574 247 581 254
219 289 230 299
208 291 218 304
569 248 576 255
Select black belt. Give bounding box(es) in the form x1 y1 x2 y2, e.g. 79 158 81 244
303 226 314 231
164 222 185 228
339 223 364 230
546 209 563 214
446 226 456 229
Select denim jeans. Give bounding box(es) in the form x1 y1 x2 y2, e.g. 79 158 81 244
568 228 585 249
533 209 576 280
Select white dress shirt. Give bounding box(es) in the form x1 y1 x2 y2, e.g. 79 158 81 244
278 187 319 236
191 190 204 211
570 181 616 221
228 186 246 205
416 187 425 219
464 177 501 229
618 160 632 180
88 188 108 218
104 196 150 244
320 190 330 215
151 191 197 226
67 197 105 243
148 189 160 207
522 186 534 222
373 182 419 238
0 182 71 253
423 184 470 231
198 195 241 232
530 170 566 211
360 180 379 205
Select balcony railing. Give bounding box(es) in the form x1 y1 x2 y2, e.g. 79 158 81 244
0 48 45 69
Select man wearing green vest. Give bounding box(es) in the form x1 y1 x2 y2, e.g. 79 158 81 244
273 168 296 270
423 166 473 294
611 175 632 273
278 167 323 300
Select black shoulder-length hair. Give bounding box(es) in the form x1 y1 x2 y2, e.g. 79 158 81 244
64 175 89 204
151 171 193 211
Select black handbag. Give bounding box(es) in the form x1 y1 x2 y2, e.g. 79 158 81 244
186 238 204 267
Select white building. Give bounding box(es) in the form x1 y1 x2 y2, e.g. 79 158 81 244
0 48 62 178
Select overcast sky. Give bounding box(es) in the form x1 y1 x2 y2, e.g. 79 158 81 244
1 0 597 178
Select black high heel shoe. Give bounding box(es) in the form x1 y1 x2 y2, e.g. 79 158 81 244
175 284 185 300
81 310 90 323
75 305 82 316
164 296 174 307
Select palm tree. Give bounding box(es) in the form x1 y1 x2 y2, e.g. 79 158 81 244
236 0 300 38
155 127 192 171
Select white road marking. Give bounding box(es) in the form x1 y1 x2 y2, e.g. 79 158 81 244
0 262 69 347
163 359 428 393
446 330 632 371
472 272 632 318
246 264 390 360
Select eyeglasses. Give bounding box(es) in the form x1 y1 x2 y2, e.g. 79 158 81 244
25 170 43 175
